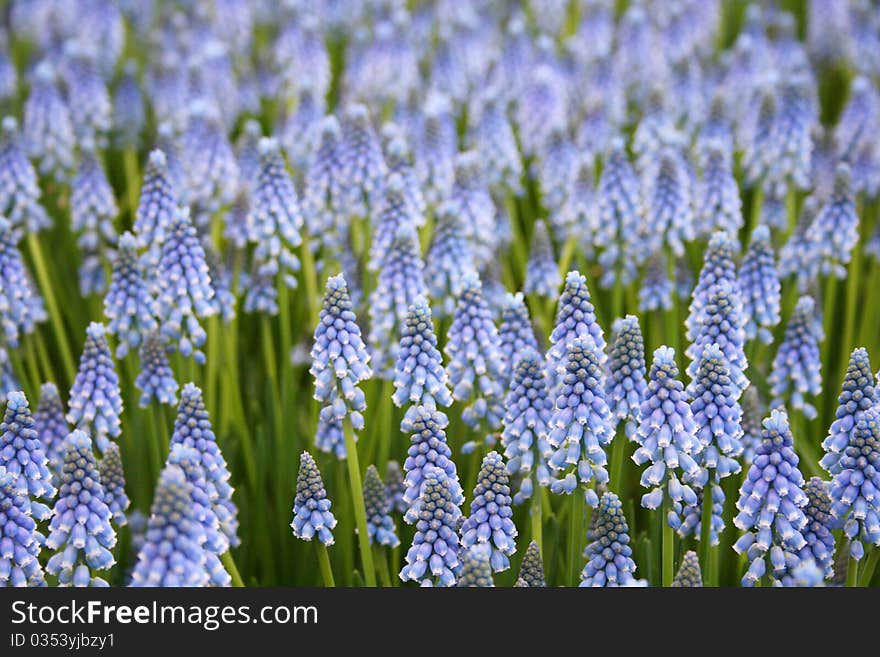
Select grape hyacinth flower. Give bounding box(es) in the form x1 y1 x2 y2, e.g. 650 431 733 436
468 96 522 194
595 139 641 288
0 390 55 521
681 344 744 544
399 470 461 587
827 408 880 560
779 198 822 292
165 444 230 586
155 207 216 364
524 220 561 299
45 431 116 587
169 384 238 548
686 231 740 342
363 465 399 548
638 253 673 312
0 116 50 233
797 477 835 582
392 296 452 429
113 61 144 148
537 129 578 215
181 100 239 216
104 232 157 358
607 316 648 438
290 451 336 546
34 383 68 477
460 451 518 572
235 119 262 190
765 77 816 197
0 348 15 407
502 348 554 505
71 149 118 296
733 409 809 586
245 137 303 314
0 465 46 586
402 406 464 523
0 218 46 348
740 386 764 465
456 544 494 587
516 540 546 587
129 463 209 587
425 207 476 318
135 332 178 408
368 224 428 374
546 271 606 394
498 293 539 379
579 492 638 587
385 461 406 515
444 272 505 435
413 93 456 207
98 443 129 527
547 338 614 505
738 225 781 344
695 140 742 237
382 125 426 221
62 44 111 148
67 323 123 454
821 347 877 474
556 154 596 247
310 274 372 435
314 415 347 460
443 151 497 267
672 551 703 587
339 104 386 218
23 62 75 181
686 281 749 399
806 163 859 279
769 296 823 419
133 150 178 270
302 116 344 242
633 347 701 515
369 172 420 271
640 149 694 259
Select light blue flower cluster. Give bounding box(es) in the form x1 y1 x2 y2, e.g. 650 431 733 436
468 97 522 194
0 465 46 586
806 163 859 279
733 409 809 586
821 347 877 474
640 149 694 259
556 154 595 248
45 431 116 587
130 463 210 587
638 253 673 312
34 383 68 478
135 332 178 408
695 140 742 237
460 451 518 572
113 61 144 149
67 323 123 453
0 218 46 348
62 44 111 147
537 130 577 215
310 274 372 443
738 224 781 344
769 296 823 419
524 220 561 299
134 150 178 270
339 104 386 218
547 338 614 505
155 207 216 364
413 94 457 207
502 348 553 505
826 408 880 560
444 272 505 434
399 470 461 587
686 231 739 342
392 296 451 429
368 224 428 374
181 100 239 215
244 137 303 314
633 346 701 516
0 116 49 233
402 406 463 524
797 477 835 582
685 280 749 398
546 271 606 393
23 62 75 181
290 451 337 546
516 540 546 587
498 293 539 379
579 492 638 587
672 551 703 587
104 232 157 358
71 150 118 296
385 461 406 515
456 544 494 587
98 443 129 527
363 465 399 548
740 386 764 465
166 444 231 586
169 384 238 548
442 151 497 267
382 124 425 221
302 116 344 242
425 206 476 317
607 316 647 439
595 139 641 288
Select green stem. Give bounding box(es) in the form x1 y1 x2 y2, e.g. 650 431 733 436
26 233 76 383
558 234 578 279
847 555 859 587
859 547 878 586
567 492 582 586
123 146 140 220
374 546 391 587
609 429 628 499
662 498 674 587
221 550 245 587
699 481 713 586
343 417 377 587
530 487 543 552
316 543 335 587
299 240 321 328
